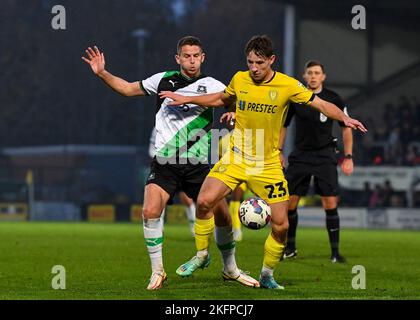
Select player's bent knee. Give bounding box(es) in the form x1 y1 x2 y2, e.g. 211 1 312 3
321 197 337 209
197 196 215 213
142 206 162 220
271 221 289 240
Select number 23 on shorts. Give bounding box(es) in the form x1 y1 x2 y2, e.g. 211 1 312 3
264 181 289 201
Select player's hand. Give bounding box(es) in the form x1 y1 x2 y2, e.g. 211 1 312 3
82 46 105 75
341 158 353 176
159 91 189 106
341 159 353 176
343 116 367 133
220 112 236 125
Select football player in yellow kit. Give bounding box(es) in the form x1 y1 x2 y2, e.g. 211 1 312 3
160 35 366 289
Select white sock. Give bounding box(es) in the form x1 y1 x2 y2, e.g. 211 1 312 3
215 226 238 275
197 249 208 259
185 203 196 234
159 208 166 231
261 266 274 278
233 228 242 240
143 218 164 273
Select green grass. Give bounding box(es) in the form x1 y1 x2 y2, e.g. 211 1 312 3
0 222 419 300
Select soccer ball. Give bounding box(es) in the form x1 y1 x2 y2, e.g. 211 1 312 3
239 197 271 230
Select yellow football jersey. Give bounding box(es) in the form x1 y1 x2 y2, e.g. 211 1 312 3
218 130 232 159
224 71 314 164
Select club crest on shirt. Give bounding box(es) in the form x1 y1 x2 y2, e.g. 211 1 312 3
269 90 278 101
197 85 207 94
320 113 328 122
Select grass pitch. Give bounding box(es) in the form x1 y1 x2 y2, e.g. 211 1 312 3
0 221 419 300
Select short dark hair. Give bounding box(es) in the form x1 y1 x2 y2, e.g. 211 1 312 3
304 60 325 73
245 35 274 58
177 36 203 54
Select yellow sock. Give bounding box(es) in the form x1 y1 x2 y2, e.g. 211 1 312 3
229 201 241 230
263 232 286 270
195 216 215 251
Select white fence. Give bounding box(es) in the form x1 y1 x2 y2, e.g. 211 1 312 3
298 207 420 230
338 166 420 191
338 166 420 207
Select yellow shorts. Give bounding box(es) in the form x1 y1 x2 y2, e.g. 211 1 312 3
208 152 289 204
237 182 247 192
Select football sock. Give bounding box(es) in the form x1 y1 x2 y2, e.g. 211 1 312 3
229 200 242 230
185 203 196 234
262 232 285 272
159 207 166 231
286 209 298 250
229 200 242 240
325 208 340 256
195 216 215 257
143 218 164 273
215 225 238 274
261 266 274 278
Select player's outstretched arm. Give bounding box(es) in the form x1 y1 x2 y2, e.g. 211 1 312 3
310 96 367 133
82 46 144 97
159 91 232 108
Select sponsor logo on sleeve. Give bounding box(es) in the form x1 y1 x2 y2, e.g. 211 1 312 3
197 85 207 93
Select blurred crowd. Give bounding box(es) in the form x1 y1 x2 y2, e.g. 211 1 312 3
340 179 412 208
355 96 420 166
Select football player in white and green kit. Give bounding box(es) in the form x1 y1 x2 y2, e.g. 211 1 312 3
82 36 258 290
148 127 196 237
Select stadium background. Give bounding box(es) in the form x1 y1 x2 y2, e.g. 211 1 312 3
1 0 418 225
0 0 419 300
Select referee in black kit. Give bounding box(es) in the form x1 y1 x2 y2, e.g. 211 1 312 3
281 60 354 263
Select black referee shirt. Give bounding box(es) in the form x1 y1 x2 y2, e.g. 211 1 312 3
284 87 347 151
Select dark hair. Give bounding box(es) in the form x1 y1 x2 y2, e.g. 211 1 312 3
177 36 203 54
304 60 325 73
245 35 274 58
